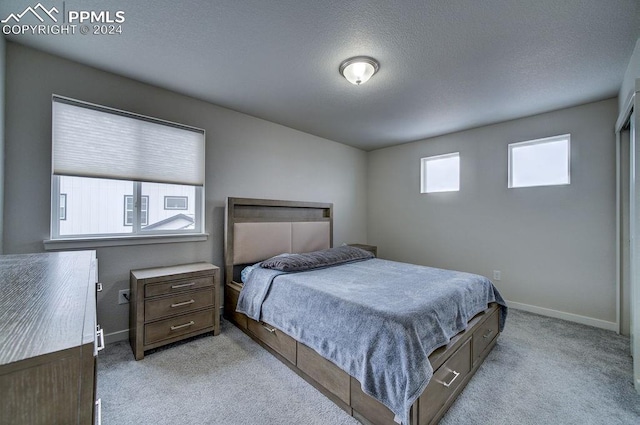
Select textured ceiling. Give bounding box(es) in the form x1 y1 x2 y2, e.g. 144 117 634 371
1 0 639 150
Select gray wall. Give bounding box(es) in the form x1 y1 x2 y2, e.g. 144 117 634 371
1 40 621 335
0 36 5 254
619 38 640 114
4 42 368 340
368 98 617 326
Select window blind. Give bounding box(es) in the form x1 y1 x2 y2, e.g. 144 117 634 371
52 96 205 186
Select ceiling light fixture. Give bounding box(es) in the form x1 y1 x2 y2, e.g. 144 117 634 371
339 56 379 85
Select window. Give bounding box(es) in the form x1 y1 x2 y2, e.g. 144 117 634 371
124 195 149 226
508 134 570 188
59 194 67 220
50 96 205 240
164 196 188 210
420 152 460 193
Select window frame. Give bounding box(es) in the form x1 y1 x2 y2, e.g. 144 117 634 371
420 152 461 194
50 176 204 242
508 134 571 189
48 96 206 245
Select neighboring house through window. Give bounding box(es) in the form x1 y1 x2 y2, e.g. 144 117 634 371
59 194 67 220
164 196 188 210
124 195 149 226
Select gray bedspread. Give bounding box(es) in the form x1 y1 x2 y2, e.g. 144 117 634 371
236 258 507 424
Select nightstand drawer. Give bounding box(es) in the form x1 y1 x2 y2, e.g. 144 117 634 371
145 276 213 298
144 309 214 345
144 288 214 322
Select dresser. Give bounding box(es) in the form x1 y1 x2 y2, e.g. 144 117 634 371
130 262 220 360
0 250 102 425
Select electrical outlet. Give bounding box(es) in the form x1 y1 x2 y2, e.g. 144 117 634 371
118 289 131 304
493 270 501 281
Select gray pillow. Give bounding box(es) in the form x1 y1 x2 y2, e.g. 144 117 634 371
260 246 373 272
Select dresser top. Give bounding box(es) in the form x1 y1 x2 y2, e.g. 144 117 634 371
131 262 217 281
0 250 97 366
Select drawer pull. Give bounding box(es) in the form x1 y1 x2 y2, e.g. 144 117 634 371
96 282 103 292
439 369 460 388
95 398 102 425
483 329 494 339
171 299 195 308
171 282 196 289
96 325 105 352
261 323 276 333
170 320 195 331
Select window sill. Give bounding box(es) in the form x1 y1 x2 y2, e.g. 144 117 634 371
43 233 209 251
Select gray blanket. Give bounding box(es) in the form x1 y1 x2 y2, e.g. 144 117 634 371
236 258 507 424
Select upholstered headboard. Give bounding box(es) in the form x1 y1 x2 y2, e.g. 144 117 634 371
224 197 333 285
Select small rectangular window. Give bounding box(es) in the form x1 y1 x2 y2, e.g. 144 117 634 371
164 196 188 210
420 152 460 193
508 134 570 188
124 195 149 226
59 194 67 220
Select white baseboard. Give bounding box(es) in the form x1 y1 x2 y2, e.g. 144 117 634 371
105 328 129 344
102 303 617 344
506 300 618 332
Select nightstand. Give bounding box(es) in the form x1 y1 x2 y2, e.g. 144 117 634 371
348 244 377 257
130 262 219 360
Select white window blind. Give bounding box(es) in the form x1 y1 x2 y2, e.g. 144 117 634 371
52 96 205 186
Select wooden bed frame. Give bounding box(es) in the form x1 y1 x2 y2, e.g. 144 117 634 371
224 197 500 425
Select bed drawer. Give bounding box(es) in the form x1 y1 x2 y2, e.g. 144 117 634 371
144 288 214 322
224 282 247 329
298 343 350 405
351 376 398 425
145 276 213 298
472 308 499 365
247 319 297 364
144 309 214 345
418 338 471 425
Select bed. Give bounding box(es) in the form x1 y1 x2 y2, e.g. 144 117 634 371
224 197 506 425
